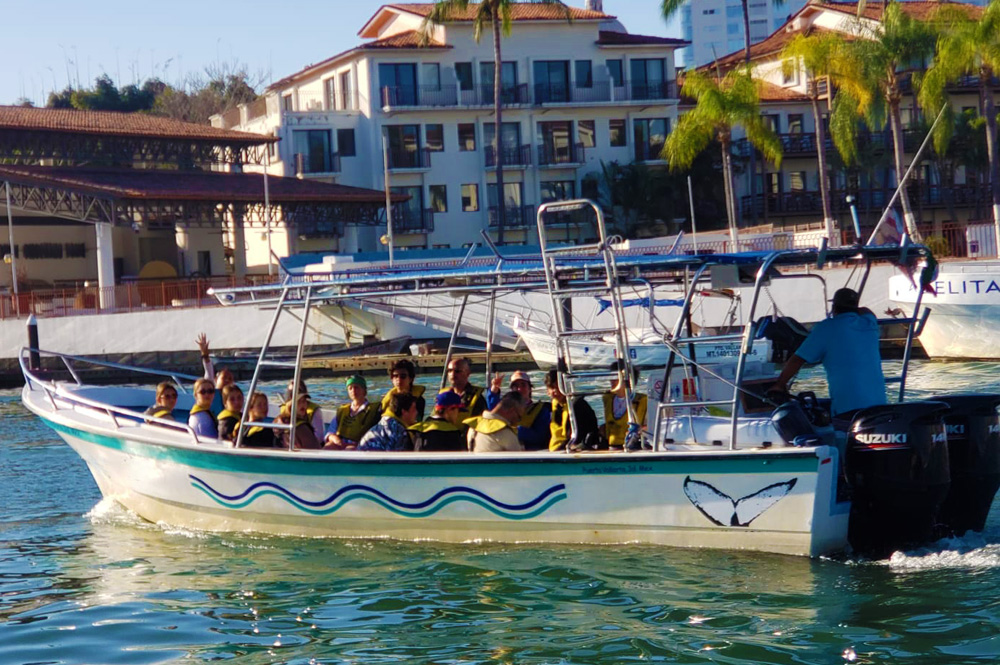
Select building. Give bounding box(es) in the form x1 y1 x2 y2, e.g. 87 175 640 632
699 0 995 243
678 0 807 68
213 1 687 253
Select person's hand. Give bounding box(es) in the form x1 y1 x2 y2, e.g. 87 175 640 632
196 333 210 356
490 372 504 394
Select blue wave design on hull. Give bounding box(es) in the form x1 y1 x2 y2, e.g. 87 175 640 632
190 475 567 520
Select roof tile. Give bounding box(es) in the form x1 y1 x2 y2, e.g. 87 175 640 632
386 2 612 21
597 31 688 47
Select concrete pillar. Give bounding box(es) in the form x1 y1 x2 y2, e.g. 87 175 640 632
94 222 115 310
231 207 247 279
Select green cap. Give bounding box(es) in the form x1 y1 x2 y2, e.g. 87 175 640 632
346 375 367 389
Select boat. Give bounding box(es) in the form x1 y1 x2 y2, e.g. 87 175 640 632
889 261 1000 359
20 200 1000 558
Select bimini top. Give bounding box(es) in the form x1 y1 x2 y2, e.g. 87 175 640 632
211 242 930 308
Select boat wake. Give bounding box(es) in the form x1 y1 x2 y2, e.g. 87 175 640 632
885 533 1000 571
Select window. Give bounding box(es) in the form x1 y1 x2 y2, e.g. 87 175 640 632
426 124 444 152
578 120 595 148
726 5 742 18
609 119 626 147
633 118 669 161
487 182 523 210
781 60 798 86
703 8 716 14
787 114 804 134
541 180 575 203
606 59 623 87
728 22 741 36
324 78 336 110
337 129 356 157
762 114 780 133
479 61 519 103
65 243 86 258
458 123 476 151
422 63 441 90
293 129 332 173
339 71 353 109
534 60 570 103
461 184 479 211
630 58 666 99
789 172 807 191
484 122 521 150
379 63 417 105
385 124 421 168
430 185 448 213
575 60 593 88
539 120 574 163
282 94 293 111
455 62 474 91
23 243 63 259
391 186 426 231
197 250 212 276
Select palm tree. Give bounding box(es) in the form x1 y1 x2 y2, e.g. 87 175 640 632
664 67 782 247
422 0 570 245
827 1 937 241
919 0 1000 253
781 33 845 243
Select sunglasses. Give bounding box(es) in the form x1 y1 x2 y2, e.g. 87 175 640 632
162 393 178 400
198 388 216 395
391 373 408 379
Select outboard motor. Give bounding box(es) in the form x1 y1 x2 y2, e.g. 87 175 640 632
771 399 820 446
845 401 951 556
931 394 1000 535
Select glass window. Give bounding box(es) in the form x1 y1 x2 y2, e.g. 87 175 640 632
422 63 441 90
789 172 807 191
337 128 356 157
609 119 626 147
606 59 624 87
293 129 331 173
484 122 521 149
455 62 474 91
533 60 570 103
458 123 476 151
324 79 336 110
575 60 593 88
762 114 780 133
385 125 421 167
339 71 353 109
430 185 448 212
426 124 444 152
787 114 804 134
461 184 479 211
540 180 575 203
578 120 595 148
391 186 425 230
479 61 519 103
379 63 417 105
633 118 669 161
726 5 743 18
630 59 666 100
282 94 293 111
487 182 523 209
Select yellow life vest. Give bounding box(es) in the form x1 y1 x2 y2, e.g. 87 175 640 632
440 385 486 416
520 401 545 428
410 417 462 433
601 392 648 448
463 415 514 435
381 384 427 418
148 407 173 419
549 400 570 451
190 403 214 417
336 402 379 442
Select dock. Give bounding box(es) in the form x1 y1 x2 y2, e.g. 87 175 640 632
301 351 537 377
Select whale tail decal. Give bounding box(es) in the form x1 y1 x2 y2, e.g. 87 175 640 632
683 476 797 527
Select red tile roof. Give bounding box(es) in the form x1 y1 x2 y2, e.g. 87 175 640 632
597 31 688 47
0 165 403 203
675 75 810 106
385 2 612 22
704 25 841 71
818 0 982 21
268 30 449 91
0 106 274 144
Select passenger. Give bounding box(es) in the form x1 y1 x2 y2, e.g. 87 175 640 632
285 380 325 436
241 391 279 448
486 370 551 450
195 333 234 415
442 357 486 417
275 393 322 450
324 375 379 450
546 369 603 452
602 367 648 450
188 378 219 439
466 392 526 453
380 359 426 420
144 381 178 422
359 393 418 452
410 391 466 452
217 385 245 442
772 287 887 426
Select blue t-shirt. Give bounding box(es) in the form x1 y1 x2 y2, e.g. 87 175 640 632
794 311 887 416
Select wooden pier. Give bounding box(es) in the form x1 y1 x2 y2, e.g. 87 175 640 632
301 351 536 377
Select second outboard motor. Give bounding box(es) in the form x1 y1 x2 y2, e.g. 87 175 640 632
931 394 1000 535
771 399 820 446
845 401 951 556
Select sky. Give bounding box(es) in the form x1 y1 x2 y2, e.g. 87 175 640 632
3 0 683 107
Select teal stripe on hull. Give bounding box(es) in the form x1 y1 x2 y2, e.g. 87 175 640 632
44 418 822 478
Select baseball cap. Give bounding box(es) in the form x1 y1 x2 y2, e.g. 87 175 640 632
509 370 532 386
435 391 463 409
346 375 367 389
831 287 860 311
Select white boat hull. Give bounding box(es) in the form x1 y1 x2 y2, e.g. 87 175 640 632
26 383 848 557
889 264 1000 359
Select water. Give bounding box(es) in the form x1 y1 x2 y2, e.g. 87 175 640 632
4 363 1000 664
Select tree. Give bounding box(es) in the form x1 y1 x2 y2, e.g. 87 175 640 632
781 33 845 242
826 1 937 241
422 0 570 244
919 0 1000 252
664 67 782 246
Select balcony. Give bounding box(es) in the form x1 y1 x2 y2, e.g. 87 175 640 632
485 144 532 168
739 184 992 217
386 147 432 171
533 80 677 106
293 152 341 176
475 83 531 106
392 207 435 233
488 205 535 229
537 142 585 167
627 80 675 101
381 85 460 109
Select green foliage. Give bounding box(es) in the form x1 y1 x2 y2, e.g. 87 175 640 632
923 235 951 258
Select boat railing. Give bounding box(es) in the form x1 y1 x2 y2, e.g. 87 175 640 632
19 347 209 445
